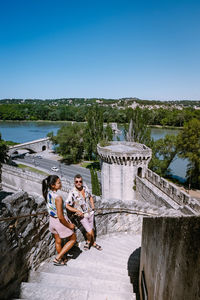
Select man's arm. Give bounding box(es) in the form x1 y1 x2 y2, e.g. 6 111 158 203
89 195 95 210
66 204 83 217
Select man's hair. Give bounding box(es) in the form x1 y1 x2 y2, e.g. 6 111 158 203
74 174 82 181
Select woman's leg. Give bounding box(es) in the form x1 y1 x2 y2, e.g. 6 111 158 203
54 234 62 253
55 233 76 261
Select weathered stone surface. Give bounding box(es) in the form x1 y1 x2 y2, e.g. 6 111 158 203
0 192 55 300
97 141 152 203
139 216 200 300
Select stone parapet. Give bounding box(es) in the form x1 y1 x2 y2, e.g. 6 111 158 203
97 141 152 166
146 169 200 212
2 164 72 196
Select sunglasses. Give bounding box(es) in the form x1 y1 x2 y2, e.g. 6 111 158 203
75 180 82 183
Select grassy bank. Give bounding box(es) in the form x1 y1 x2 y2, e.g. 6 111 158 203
17 163 49 176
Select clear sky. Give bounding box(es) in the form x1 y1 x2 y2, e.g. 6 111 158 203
0 0 200 100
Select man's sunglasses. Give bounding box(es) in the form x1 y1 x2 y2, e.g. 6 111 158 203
75 180 82 183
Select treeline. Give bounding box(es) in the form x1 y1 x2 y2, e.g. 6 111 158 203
0 102 200 127
51 106 200 189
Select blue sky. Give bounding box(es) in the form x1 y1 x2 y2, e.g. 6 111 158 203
0 0 200 100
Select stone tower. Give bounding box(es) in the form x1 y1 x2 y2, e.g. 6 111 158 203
97 141 152 202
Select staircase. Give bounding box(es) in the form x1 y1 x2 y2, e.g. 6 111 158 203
16 233 141 300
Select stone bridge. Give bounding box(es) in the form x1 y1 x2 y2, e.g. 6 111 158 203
9 137 52 156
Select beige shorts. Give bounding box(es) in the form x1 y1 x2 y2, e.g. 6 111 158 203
49 216 74 238
80 213 94 233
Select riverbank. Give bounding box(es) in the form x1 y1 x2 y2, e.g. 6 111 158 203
0 119 183 130
148 125 183 130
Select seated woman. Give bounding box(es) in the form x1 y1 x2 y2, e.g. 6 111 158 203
66 174 102 251
42 175 76 265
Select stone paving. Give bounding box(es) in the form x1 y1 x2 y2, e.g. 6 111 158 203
17 233 141 300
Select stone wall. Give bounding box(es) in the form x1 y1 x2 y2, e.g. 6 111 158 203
146 169 200 212
136 175 200 215
0 186 187 299
0 192 149 299
2 163 72 197
0 192 54 300
139 216 200 300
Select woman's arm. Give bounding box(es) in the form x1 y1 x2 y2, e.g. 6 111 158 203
55 196 75 230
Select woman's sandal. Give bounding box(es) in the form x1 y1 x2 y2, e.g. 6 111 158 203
53 257 66 266
93 243 103 251
83 241 90 251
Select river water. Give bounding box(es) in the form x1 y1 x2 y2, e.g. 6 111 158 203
0 121 187 181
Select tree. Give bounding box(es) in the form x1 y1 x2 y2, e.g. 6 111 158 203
90 167 101 196
52 124 85 164
148 134 177 177
0 134 8 189
124 107 151 145
176 119 200 188
84 106 113 160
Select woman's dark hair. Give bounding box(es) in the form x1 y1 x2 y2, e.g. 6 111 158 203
42 175 59 201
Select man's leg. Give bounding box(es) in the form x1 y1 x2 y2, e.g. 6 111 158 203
86 229 94 247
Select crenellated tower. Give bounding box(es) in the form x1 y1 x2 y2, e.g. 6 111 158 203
97 141 152 202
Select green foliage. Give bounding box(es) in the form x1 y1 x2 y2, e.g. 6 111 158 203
0 99 200 127
125 107 152 145
5 140 18 146
52 123 85 164
149 134 177 177
84 106 104 159
90 168 101 196
176 119 200 188
83 106 113 160
84 161 101 170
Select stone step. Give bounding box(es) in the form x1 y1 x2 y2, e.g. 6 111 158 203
96 234 141 249
20 282 136 300
66 258 129 276
66 250 130 269
88 242 137 257
96 237 140 249
79 241 136 255
29 271 133 293
38 261 131 283
39 257 129 276
78 246 131 265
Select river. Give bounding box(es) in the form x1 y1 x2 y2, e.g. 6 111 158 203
0 121 187 181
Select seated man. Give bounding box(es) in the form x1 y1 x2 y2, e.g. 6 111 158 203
66 174 102 251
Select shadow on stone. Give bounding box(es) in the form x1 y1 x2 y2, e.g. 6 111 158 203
128 247 141 300
0 191 13 207
66 245 82 260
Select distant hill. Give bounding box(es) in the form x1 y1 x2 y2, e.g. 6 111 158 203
0 97 200 107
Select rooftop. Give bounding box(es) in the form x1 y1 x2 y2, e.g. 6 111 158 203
97 141 152 156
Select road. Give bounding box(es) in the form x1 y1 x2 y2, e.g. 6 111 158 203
14 156 100 186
